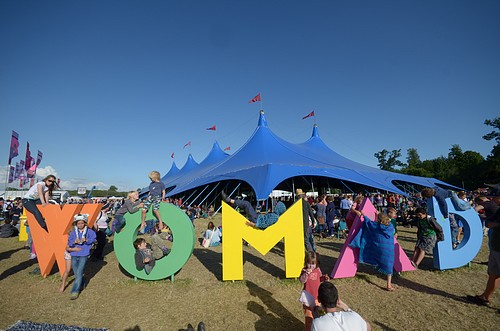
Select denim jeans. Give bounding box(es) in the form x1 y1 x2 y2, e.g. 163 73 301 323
22 198 46 228
449 214 459 245
71 255 89 294
233 200 258 222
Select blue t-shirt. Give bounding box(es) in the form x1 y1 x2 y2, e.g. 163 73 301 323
149 181 165 197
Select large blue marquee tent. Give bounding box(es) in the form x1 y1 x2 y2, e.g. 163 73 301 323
149 111 453 203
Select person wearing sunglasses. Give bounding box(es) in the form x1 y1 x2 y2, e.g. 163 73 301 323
22 175 58 230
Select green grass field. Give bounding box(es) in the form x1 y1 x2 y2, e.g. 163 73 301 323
0 215 498 331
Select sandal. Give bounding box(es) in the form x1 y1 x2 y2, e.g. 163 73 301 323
466 295 490 306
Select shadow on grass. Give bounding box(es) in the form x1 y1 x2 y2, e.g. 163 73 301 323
358 269 468 304
0 247 23 261
244 250 285 279
193 248 222 280
0 258 36 281
246 281 303 331
193 246 288 280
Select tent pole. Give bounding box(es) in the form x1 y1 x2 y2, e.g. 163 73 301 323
340 181 354 194
183 189 198 206
194 182 221 207
292 178 296 200
213 183 241 216
188 185 210 208
311 177 315 196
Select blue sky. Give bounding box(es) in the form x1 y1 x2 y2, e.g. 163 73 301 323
1 0 499 192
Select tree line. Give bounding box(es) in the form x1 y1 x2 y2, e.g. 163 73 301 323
374 117 500 190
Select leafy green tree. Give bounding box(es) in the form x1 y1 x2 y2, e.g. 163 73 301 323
483 117 500 158
406 148 421 168
109 185 118 192
374 149 405 171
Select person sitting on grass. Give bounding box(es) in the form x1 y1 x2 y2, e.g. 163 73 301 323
204 221 222 246
221 191 286 229
312 281 371 331
134 237 156 274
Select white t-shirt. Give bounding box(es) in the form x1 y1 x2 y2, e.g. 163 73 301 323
96 211 109 229
23 182 49 200
312 311 368 331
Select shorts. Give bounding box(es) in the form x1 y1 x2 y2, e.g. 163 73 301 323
488 250 500 276
143 195 162 211
416 235 437 255
64 251 71 260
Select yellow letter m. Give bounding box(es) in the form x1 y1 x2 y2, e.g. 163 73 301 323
222 199 304 281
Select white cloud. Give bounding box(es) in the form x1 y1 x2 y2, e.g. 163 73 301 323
0 165 112 192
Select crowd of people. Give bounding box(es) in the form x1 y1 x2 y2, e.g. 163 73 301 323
1 172 499 329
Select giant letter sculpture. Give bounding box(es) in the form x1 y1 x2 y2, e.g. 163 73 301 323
222 199 304 281
427 197 482 270
113 202 195 281
26 203 102 277
331 198 415 279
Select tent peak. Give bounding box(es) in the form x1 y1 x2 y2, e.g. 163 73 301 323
311 125 319 138
257 110 268 127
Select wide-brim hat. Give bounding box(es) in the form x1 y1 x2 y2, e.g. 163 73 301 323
73 213 89 225
296 188 306 196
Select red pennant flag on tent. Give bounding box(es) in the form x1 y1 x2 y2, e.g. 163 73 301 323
248 93 261 103
302 111 315 119
183 141 191 149
224 146 231 151
171 152 175 158
206 125 216 131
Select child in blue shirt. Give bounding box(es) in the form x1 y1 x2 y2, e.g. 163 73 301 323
141 171 166 232
67 214 96 300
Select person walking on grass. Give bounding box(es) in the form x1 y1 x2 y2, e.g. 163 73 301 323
67 214 96 300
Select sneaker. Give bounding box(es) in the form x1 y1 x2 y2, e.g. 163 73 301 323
197 322 206 331
70 292 79 300
29 253 37 260
221 191 230 203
